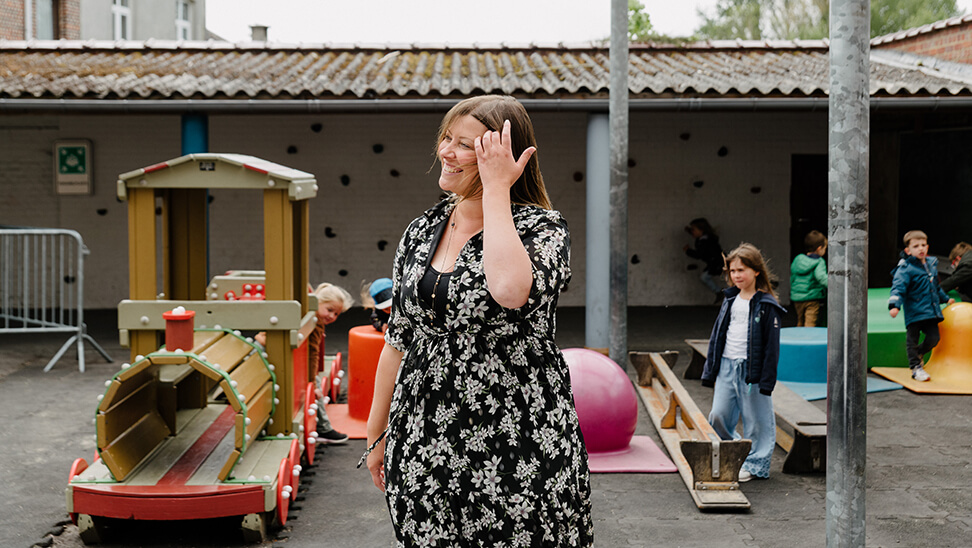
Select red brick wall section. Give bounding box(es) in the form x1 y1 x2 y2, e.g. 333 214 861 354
59 0 80 39
0 0 26 40
877 25 972 64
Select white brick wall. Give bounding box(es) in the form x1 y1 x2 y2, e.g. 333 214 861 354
0 110 827 309
1 114 183 308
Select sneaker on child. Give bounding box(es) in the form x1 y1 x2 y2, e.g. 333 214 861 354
316 427 349 445
738 469 753 482
912 366 931 382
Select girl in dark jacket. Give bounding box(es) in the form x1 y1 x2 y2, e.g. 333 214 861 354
701 243 785 481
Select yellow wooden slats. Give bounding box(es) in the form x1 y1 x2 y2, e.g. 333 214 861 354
218 449 242 482
149 355 191 365
97 380 161 447
99 411 170 481
99 366 156 413
235 382 273 449
198 334 252 375
116 359 155 382
230 354 272 402
192 330 224 354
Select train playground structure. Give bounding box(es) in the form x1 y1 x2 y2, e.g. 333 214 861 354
66 154 324 543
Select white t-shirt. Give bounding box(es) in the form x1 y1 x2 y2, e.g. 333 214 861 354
723 295 750 359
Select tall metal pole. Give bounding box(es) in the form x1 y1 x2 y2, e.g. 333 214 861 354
609 0 629 367
827 0 869 546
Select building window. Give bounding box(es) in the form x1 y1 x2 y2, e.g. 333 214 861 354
36 0 60 40
175 1 191 40
112 0 131 40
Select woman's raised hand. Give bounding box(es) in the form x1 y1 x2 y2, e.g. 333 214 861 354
475 119 536 194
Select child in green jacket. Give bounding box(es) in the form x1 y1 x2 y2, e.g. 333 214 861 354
790 230 828 327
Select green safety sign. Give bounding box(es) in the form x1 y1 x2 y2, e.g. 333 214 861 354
58 146 87 175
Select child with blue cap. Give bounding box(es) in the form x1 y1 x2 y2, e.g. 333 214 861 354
365 278 393 331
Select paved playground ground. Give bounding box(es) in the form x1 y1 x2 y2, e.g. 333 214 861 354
2 307 970 548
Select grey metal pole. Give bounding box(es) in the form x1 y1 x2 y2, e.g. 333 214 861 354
586 114 611 352
609 0 629 367
827 0 869 546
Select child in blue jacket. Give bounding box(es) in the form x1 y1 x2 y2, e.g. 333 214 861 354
701 243 785 481
889 230 954 382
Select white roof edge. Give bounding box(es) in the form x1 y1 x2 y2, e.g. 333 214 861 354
871 13 972 45
117 153 315 183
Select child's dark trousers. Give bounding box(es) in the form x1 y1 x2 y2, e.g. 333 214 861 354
905 318 941 369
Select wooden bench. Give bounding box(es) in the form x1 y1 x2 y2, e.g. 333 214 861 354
773 383 827 473
96 330 275 482
683 339 709 379
675 342 827 474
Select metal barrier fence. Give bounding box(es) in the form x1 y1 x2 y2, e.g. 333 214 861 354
0 228 111 372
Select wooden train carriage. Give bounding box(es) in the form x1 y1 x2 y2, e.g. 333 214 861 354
66 154 321 543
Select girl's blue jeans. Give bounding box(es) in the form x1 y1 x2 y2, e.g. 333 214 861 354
708 356 775 478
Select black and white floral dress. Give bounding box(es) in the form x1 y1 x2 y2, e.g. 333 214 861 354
382 199 593 547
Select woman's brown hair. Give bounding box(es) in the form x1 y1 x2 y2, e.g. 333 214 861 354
433 95 551 209
724 243 777 300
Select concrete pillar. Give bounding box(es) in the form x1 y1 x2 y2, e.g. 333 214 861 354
585 113 610 351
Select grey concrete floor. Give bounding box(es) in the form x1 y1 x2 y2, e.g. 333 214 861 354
1 306 970 547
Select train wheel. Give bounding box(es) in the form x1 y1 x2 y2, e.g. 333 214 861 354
304 382 317 465
276 457 291 526
329 352 343 402
77 514 108 544
287 440 300 480
68 458 89 525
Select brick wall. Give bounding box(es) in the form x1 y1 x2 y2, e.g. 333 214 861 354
0 114 184 306
60 0 81 39
875 24 972 64
0 0 25 40
0 0 82 40
0 111 826 308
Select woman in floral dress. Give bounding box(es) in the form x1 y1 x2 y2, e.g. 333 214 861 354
364 95 593 547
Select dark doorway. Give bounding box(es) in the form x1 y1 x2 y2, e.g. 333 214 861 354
790 154 829 262
899 129 972 257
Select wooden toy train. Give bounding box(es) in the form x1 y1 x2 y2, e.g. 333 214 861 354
66 154 323 543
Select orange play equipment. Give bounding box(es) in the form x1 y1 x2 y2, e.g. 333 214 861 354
324 325 384 438
872 302 972 394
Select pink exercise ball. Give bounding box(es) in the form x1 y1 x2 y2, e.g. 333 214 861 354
562 348 638 453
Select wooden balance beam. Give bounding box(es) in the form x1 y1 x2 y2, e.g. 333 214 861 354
630 351 751 510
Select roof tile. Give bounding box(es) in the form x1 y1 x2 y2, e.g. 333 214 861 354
0 41 969 100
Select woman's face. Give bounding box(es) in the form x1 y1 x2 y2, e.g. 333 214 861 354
437 115 488 197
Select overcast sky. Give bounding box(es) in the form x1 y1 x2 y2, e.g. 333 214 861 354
206 0 971 44
206 0 714 44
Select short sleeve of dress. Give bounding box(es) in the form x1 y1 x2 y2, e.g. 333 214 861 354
384 222 415 352
514 207 571 317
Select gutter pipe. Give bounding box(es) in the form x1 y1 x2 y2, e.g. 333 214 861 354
2 97 972 114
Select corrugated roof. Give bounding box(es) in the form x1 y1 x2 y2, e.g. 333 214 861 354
871 13 972 46
0 40 969 100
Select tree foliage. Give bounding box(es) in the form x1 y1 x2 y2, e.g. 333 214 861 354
626 0 696 44
694 0 961 40
628 0 654 41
